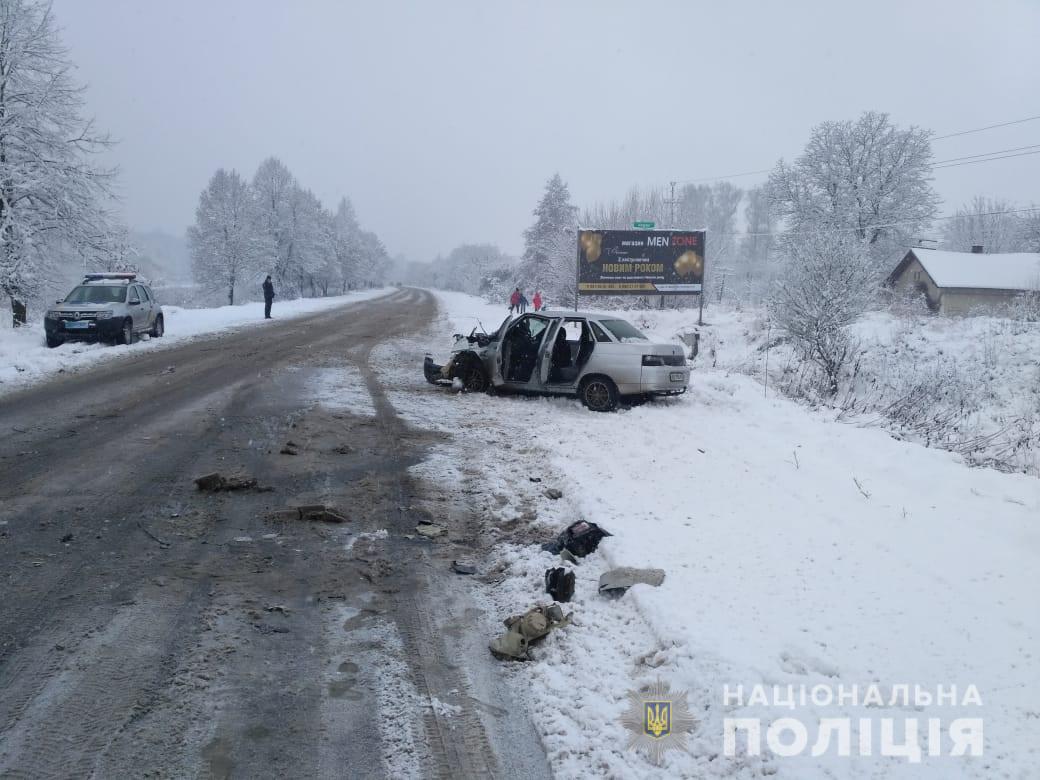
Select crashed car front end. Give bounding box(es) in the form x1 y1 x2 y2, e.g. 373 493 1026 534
423 330 496 392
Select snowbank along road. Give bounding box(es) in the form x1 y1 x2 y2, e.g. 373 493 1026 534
0 288 549 779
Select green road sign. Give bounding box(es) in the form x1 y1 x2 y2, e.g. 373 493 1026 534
633 221 655 229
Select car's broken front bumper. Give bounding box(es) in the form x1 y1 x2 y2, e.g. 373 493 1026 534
423 355 449 384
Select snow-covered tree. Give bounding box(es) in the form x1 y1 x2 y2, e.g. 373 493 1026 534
0 0 121 324
330 197 362 291
767 111 940 266
187 169 261 305
1019 208 1040 253
283 185 329 297
769 232 876 395
521 173 577 304
943 196 1024 253
251 156 295 292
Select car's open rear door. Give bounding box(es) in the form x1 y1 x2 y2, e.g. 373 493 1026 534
537 317 563 386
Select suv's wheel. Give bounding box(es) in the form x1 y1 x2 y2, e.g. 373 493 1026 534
580 376 619 412
454 356 488 393
150 314 164 338
119 318 134 345
46 334 63 349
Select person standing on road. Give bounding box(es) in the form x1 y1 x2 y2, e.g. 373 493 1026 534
519 292 529 313
533 290 542 311
509 287 520 313
263 275 275 319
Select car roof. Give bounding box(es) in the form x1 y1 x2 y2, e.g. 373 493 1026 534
537 310 631 321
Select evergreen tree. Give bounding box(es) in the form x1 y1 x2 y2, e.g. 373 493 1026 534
521 174 577 304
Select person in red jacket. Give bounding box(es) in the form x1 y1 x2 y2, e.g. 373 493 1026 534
509 287 521 313
532 290 543 311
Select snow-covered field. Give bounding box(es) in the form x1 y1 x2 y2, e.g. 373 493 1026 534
0 288 393 397
386 290 1039 779
623 304 1040 477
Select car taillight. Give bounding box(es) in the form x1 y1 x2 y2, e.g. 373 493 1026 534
643 354 686 367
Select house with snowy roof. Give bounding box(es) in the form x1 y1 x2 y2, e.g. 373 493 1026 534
886 246 1040 315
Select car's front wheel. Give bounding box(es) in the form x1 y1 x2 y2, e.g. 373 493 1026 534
453 355 488 393
119 318 134 346
579 376 619 412
150 315 164 338
46 334 63 349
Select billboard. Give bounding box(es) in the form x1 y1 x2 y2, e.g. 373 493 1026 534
577 229 705 295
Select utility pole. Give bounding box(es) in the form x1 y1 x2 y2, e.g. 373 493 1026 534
662 181 680 310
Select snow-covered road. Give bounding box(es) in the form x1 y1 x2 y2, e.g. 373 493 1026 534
394 290 1040 779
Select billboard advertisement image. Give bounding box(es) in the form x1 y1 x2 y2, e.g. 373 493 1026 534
577 229 705 295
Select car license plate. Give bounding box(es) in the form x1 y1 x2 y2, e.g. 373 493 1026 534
670 372 685 382
65 320 91 329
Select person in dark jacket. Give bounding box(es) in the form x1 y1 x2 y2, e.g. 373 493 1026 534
263 275 275 319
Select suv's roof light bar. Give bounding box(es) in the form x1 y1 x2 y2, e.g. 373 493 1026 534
83 272 136 282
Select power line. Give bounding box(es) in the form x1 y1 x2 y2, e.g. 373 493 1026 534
933 114 1040 140
670 113 1040 186
731 206 1040 239
933 148 1040 170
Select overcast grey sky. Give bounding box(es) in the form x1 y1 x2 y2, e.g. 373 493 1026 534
52 0 1040 260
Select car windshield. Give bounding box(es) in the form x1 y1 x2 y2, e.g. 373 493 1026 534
599 319 648 342
64 285 127 304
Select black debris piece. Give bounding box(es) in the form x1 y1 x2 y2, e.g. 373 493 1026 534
544 567 575 602
542 520 612 558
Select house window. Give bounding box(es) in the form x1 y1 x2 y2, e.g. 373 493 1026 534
914 271 921 281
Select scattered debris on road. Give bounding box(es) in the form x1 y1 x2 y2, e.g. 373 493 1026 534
60 533 74 544
136 520 170 548
529 477 542 483
489 604 570 661
194 472 272 492
270 504 348 523
543 488 563 500
542 520 612 558
544 567 575 602
416 521 446 538
452 560 478 575
598 567 665 599
333 444 354 455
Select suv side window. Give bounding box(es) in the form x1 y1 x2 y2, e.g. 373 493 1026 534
128 286 141 304
138 285 151 302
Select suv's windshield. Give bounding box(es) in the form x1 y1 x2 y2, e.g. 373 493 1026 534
599 319 648 342
64 285 127 304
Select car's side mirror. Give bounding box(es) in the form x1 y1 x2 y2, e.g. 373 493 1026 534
55 299 63 304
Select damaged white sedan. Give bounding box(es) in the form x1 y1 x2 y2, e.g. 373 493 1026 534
423 310 690 411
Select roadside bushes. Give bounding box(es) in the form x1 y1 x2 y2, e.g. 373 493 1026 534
768 234 877 395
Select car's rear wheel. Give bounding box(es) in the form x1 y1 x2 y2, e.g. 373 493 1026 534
580 376 618 412
119 319 134 345
150 315 164 338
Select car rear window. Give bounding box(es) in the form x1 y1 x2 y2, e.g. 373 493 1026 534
64 285 127 304
600 319 648 342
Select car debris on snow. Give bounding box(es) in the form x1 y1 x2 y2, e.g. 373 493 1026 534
598 567 665 599
544 567 575 602
542 520 612 558
489 604 571 661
